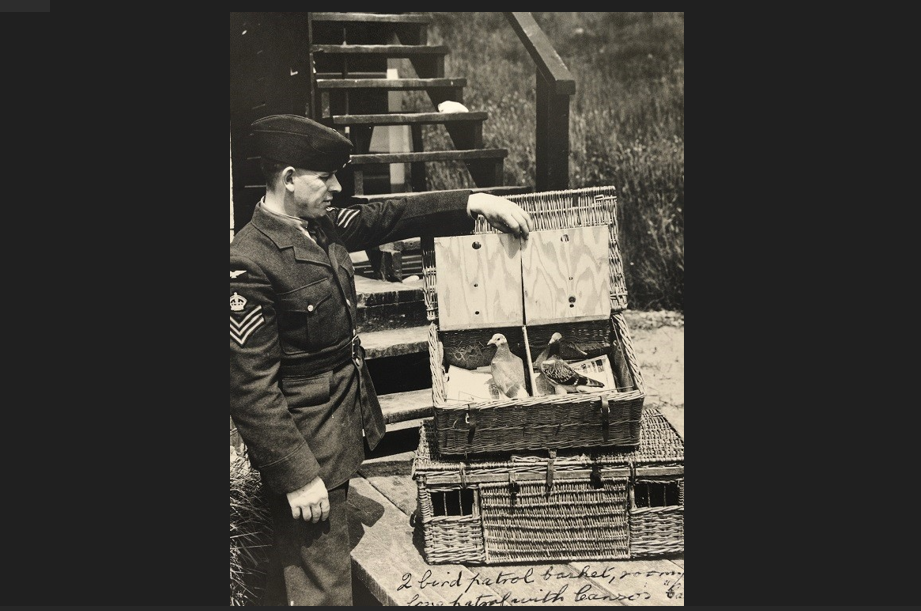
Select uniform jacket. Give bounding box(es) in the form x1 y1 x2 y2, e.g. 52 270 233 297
230 191 473 494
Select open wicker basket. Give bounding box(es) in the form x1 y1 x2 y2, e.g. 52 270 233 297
422 186 646 457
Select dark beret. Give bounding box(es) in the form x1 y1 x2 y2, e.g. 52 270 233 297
250 114 353 173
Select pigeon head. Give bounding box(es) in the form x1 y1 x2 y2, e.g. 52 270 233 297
486 333 508 347
548 333 563 344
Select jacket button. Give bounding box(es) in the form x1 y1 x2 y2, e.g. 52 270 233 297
346 299 351 307
307 304 315 312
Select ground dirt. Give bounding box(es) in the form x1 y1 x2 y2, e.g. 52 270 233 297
622 310 684 439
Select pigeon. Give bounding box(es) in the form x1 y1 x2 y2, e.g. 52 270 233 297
486 333 529 399
539 333 605 394
532 332 587 372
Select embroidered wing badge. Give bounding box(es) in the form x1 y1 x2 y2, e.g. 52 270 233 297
230 292 264 346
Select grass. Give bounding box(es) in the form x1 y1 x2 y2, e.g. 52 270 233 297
405 12 684 310
230 448 271 606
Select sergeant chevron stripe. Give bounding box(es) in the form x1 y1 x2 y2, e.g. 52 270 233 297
336 208 360 229
230 305 264 346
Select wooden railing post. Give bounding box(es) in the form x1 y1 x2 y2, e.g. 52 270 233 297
504 12 575 191
535 73 570 191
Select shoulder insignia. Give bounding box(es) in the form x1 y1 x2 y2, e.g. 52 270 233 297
230 270 247 279
230 292 247 311
230 303 264 347
336 207 360 229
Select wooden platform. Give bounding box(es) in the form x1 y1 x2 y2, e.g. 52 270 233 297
348 415 685 606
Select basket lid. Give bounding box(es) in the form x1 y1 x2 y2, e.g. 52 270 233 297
423 186 628 324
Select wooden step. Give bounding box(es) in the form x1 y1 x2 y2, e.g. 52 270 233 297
360 324 429 360
312 12 432 25
354 274 427 333
313 44 448 57
316 71 387 79
316 77 466 90
331 111 488 126
377 388 434 425
350 148 506 165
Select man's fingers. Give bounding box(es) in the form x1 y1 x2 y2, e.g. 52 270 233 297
501 215 521 236
291 505 302 520
319 498 330 521
520 210 533 234
513 210 531 238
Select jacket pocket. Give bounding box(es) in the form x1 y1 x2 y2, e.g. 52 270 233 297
281 370 332 410
277 279 336 354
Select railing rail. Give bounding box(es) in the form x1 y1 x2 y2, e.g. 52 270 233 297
504 12 575 191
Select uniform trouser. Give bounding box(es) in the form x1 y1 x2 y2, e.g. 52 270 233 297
260 481 352 606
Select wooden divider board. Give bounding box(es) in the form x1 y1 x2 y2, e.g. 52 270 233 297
434 233 524 330
522 225 610 325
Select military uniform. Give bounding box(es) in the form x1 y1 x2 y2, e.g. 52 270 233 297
230 193 473 492
231 188 473 605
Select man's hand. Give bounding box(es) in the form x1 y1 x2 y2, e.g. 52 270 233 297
467 193 533 239
286 476 330 523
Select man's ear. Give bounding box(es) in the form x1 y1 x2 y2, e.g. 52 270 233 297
282 166 297 191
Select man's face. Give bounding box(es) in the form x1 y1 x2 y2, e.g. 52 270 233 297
286 168 342 220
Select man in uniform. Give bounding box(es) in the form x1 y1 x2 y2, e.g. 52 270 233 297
229 114 532 606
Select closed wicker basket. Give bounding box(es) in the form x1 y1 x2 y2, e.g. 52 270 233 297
423 186 645 456
412 406 684 565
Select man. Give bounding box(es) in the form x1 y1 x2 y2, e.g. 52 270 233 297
229 114 532 606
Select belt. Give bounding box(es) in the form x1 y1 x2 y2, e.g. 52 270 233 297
279 333 365 378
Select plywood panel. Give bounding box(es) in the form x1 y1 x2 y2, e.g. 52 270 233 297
434 233 523 330
522 226 610 325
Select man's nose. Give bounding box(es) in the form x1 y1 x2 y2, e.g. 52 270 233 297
328 174 342 193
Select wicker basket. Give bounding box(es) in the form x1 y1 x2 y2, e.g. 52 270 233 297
422 186 646 456
412 406 684 565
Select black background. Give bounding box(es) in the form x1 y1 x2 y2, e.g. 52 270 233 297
0 9 913 607
2 0 49 11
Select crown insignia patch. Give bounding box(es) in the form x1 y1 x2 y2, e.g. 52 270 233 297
230 292 247 312
230 304 264 347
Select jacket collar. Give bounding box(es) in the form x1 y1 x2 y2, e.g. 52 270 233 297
250 200 332 269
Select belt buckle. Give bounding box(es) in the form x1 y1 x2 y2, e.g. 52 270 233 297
351 334 363 368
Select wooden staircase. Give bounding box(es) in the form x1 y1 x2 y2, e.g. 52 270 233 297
308 12 529 430
308 12 513 196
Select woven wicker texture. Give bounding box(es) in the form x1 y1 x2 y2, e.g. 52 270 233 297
414 406 683 475
478 479 630 563
629 506 684 558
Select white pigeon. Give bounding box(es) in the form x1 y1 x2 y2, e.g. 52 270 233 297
486 333 529 399
438 100 469 113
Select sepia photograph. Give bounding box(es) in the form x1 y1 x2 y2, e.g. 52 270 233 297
230 12 684 606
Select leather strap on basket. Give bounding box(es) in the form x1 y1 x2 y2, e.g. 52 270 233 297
465 409 477 445
600 399 610 442
509 473 520 506
459 462 468 489
546 450 557 494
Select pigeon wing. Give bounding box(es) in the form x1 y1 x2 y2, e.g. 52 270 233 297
540 358 604 388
